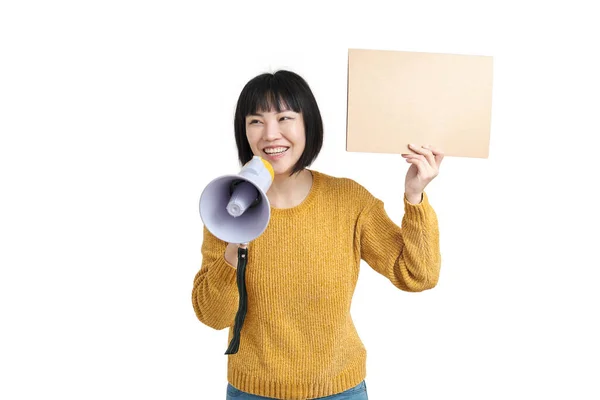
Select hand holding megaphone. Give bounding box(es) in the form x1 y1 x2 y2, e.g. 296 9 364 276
224 242 248 267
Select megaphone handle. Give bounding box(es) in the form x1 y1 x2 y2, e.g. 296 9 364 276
225 247 249 355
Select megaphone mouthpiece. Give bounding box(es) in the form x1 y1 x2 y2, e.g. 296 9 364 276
226 180 259 217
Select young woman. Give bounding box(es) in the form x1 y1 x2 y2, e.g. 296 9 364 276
192 70 443 400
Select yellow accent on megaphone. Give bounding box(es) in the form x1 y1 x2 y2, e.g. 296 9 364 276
242 156 274 181
260 158 274 181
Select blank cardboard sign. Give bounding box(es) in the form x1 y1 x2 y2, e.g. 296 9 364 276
346 48 493 158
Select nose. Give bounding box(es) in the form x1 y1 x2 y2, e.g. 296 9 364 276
262 119 282 141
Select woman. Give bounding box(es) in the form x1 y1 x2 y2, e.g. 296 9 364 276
192 70 443 400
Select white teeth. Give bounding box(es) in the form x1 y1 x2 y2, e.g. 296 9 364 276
264 147 288 154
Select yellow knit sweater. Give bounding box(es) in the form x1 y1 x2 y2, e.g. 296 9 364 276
192 170 441 399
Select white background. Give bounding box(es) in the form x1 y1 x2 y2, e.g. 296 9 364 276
1 1 599 399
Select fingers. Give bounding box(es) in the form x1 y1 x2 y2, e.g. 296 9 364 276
404 156 426 168
402 144 444 167
427 145 445 165
409 144 435 166
402 153 427 165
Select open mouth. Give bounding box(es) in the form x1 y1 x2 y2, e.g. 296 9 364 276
263 147 289 155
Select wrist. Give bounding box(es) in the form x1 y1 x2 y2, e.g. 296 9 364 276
405 192 423 204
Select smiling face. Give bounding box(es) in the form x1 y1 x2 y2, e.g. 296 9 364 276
245 108 306 177
233 71 324 176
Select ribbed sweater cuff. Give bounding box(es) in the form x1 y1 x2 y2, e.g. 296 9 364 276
403 191 433 224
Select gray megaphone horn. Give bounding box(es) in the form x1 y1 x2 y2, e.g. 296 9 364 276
199 156 274 244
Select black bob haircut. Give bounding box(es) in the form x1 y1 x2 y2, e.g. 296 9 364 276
234 70 324 176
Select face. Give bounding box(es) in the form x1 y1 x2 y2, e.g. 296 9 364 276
245 108 306 176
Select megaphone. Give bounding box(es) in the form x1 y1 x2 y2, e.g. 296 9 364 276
199 156 274 355
199 156 274 244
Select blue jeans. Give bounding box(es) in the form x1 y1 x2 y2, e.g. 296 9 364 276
226 380 368 400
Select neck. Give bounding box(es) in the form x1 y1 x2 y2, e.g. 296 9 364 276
267 169 313 209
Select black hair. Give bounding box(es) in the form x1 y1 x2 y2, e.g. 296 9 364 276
233 70 323 176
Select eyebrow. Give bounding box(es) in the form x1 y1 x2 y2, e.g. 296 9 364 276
247 109 291 117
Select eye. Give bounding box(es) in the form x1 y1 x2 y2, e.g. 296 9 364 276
248 119 262 125
279 116 294 122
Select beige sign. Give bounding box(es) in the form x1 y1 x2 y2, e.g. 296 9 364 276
346 48 493 158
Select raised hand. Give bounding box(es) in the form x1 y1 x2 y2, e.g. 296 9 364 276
401 144 444 204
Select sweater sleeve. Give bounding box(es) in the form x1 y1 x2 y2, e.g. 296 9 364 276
357 192 441 292
191 226 239 330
